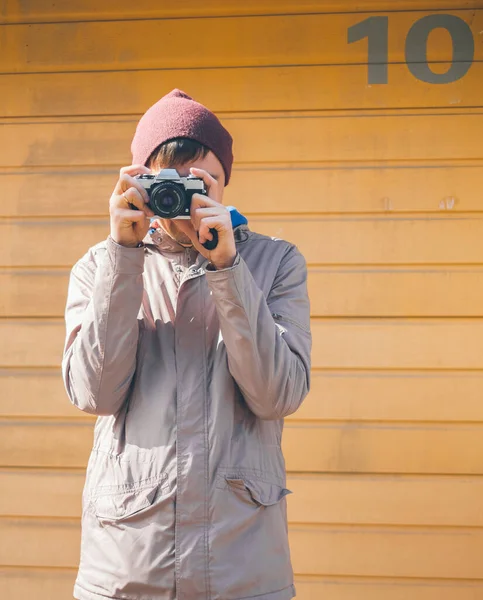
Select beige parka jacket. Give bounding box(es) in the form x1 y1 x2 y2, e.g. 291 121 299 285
62 218 312 600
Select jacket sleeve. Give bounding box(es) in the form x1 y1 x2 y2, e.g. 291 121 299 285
205 244 312 420
61 236 145 416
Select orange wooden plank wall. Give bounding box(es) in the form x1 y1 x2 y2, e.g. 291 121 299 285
2 1 483 598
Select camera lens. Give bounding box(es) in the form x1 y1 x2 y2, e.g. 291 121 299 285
160 193 176 209
150 182 185 218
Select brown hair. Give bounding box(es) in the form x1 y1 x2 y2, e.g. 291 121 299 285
146 137 210 170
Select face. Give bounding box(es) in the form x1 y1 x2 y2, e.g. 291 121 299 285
147 150 225 246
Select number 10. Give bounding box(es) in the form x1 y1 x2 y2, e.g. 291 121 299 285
348 14 474 84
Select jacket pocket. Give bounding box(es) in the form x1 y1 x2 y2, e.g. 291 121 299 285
211 468 294 599
224 475 291 507
90 473 168 523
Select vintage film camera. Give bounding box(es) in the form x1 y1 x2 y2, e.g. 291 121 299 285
134 169 218 250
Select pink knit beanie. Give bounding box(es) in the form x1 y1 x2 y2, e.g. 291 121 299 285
131 89 234 186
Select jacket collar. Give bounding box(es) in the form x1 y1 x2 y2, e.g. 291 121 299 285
142 224 190 254
143 208 250 255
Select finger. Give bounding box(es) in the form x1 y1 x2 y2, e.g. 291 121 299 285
114 208 151 223
190 193 219 213
191 206 225 231
118 175 149 213
198 215 228 244
119 188 145 211
190 167 218 195
117 173 151 205
120 164 152 176
118 188 154 217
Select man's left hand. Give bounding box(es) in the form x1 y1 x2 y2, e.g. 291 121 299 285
174 167 237 270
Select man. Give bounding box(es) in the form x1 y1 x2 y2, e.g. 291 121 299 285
62 89 312 600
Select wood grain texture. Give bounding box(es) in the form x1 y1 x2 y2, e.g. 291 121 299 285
0 569 481 600
3 267 483 317
2 164 483 217
3 469 483 527
1 12 481 74
0 420 93 468
4 318 483 369
293 371 483 422
0 469 84 518
3 215 483 267
293 577 483 600
0 270 70 317
0 518 80 567
306 268 483 317
3 419 483 475
4 112 483 168
4 369 483 424
0 568 77 600
2 63 483 118
2 518 483 580
0 369 84 418
310 319 483 369
288 474 483 526
290 524 483 578
2 0 480 23
283 422 483 474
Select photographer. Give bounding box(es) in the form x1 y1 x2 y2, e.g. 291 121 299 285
62 89 312 600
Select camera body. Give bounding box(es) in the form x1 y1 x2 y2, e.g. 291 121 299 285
134 169 206 219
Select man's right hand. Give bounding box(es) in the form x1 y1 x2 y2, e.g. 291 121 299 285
109 164 155 248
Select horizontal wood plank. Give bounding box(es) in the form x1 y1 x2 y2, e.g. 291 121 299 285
0 469 83 518
3 215 483 267
2 518 483 580
294 577 483 600
0 567 76 600
3 469 483 527
4 112 483 168
2 12 481 74
0 420 93 468
3 267 483 318
288 474 483 526
1 320 66 368
2 1 480 23
0 518 80 567
290 524 483 579
3 419 483 474
0 369 85 418
310 319 483 369
3 63 483 118
306 267 483 317
2 164 483 217
283 422 483 474
0 270 70 317
293 371 483 422
3 369 483 423
5 318 483 370
0 569 481 600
